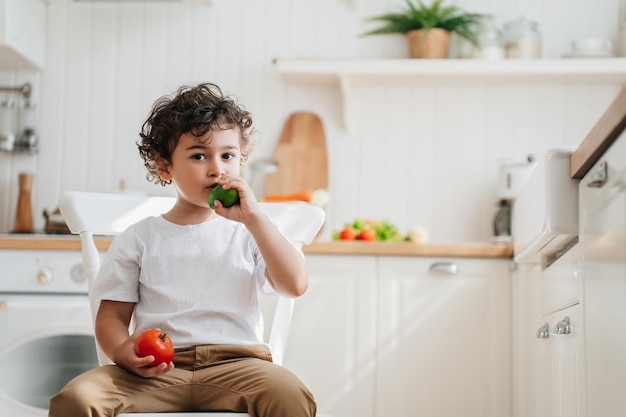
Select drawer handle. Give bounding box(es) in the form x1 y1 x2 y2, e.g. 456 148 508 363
587 161 607 188
554 316 571 334
429 262 458 275
536 323 550 338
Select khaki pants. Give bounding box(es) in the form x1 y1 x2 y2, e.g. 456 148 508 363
48 344 316 417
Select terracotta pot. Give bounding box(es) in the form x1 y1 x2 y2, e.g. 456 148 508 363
407 28 451 58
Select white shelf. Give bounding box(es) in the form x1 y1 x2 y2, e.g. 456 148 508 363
274 57 626 83
273 57 626 131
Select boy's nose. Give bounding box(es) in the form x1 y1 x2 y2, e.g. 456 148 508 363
208 163 225 178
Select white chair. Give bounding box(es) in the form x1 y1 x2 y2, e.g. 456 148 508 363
59 191 328 417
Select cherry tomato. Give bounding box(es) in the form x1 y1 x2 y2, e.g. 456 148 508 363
135 329 174 367
338 227 357 240
358 228 377 241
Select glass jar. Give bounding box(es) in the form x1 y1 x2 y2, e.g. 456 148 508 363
475 17 505 60
503 17 541 59
17 101 38 151
0 99 16 151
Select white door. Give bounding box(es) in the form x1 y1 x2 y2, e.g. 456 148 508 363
376 257 511 417
537 305 584 417
581 149 626 417
284 255 378 417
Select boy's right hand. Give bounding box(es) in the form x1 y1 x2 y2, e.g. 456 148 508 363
112 332 175 378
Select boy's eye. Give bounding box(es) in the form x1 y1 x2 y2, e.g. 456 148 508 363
192 154 206 160
222 153 236 160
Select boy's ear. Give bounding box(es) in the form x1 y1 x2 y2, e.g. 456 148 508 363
156 158 172 181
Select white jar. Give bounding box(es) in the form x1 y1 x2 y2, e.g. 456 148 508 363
476 17 505 60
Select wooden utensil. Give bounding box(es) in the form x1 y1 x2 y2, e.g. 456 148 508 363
264 112 328 197
13 172 34 233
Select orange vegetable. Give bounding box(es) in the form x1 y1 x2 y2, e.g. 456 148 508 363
338 227 357 241
263 188 313 202
358 228 377 241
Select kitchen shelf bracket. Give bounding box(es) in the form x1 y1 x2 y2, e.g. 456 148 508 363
339 75 355 133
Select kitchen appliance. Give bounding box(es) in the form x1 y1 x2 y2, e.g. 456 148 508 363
0 249 99 416
492 155 536 241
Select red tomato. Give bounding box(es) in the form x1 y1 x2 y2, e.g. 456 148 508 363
338 227 357 240
358 228 377 241
135 329 174 367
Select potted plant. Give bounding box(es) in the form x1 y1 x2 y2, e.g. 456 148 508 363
362 0 486 59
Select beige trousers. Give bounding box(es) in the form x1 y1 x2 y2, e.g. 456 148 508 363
48 344 316 417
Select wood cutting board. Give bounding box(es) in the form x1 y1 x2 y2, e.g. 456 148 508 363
264 112 328 196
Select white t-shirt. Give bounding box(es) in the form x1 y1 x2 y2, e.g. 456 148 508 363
92 214 276 349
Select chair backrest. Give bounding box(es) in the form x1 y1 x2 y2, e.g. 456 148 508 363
59 191 325 366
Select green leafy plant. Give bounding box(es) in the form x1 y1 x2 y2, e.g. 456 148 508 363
362 0 485 47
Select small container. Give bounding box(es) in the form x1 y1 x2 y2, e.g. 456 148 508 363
493 199 512 238
17 101 38 151
476 17 505 60
503 17 541 59
0 100 16 151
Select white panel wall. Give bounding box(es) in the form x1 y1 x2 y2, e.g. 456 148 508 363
0 0 622 242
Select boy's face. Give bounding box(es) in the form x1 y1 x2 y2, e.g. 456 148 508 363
158 128 242 208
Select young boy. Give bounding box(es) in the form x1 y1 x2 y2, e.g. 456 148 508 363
48 83 317 417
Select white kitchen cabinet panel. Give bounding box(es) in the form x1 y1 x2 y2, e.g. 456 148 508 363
580 133 626 417
537 305 584 417
513 245 584 417
283 255 377 417
512 262 541 417
376 257 511 417
0 0 46 69
540 244 580 316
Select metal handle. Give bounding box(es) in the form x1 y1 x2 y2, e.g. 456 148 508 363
536 323 550 338
429 262 458 275
554 316 571 334
587 161 607 188
37 267 53 284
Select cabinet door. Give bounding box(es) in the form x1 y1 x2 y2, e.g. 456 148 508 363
512 262 542 417
580 146 626 417
537 305 584 417
283 255 377 417
376 257 511 417
554 306 584 417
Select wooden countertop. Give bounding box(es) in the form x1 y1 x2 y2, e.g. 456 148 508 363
304 240 512 258
0 234 111 250
571 86 626 178
0 234 513 258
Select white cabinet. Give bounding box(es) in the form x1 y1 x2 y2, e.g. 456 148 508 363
284 255 378 417
293 254 511 417
376 257 511 417
512 243 584 417
537 304 585 417
579 133 626 417
512 262 541 417
0 0 46 69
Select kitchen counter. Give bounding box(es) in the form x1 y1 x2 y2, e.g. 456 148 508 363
304 240 512 258
0 234 513 258
571 86 626 178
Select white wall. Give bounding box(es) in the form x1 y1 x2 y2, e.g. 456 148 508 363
0 0 622 242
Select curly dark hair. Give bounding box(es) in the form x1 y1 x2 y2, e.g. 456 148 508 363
137 83 255 186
